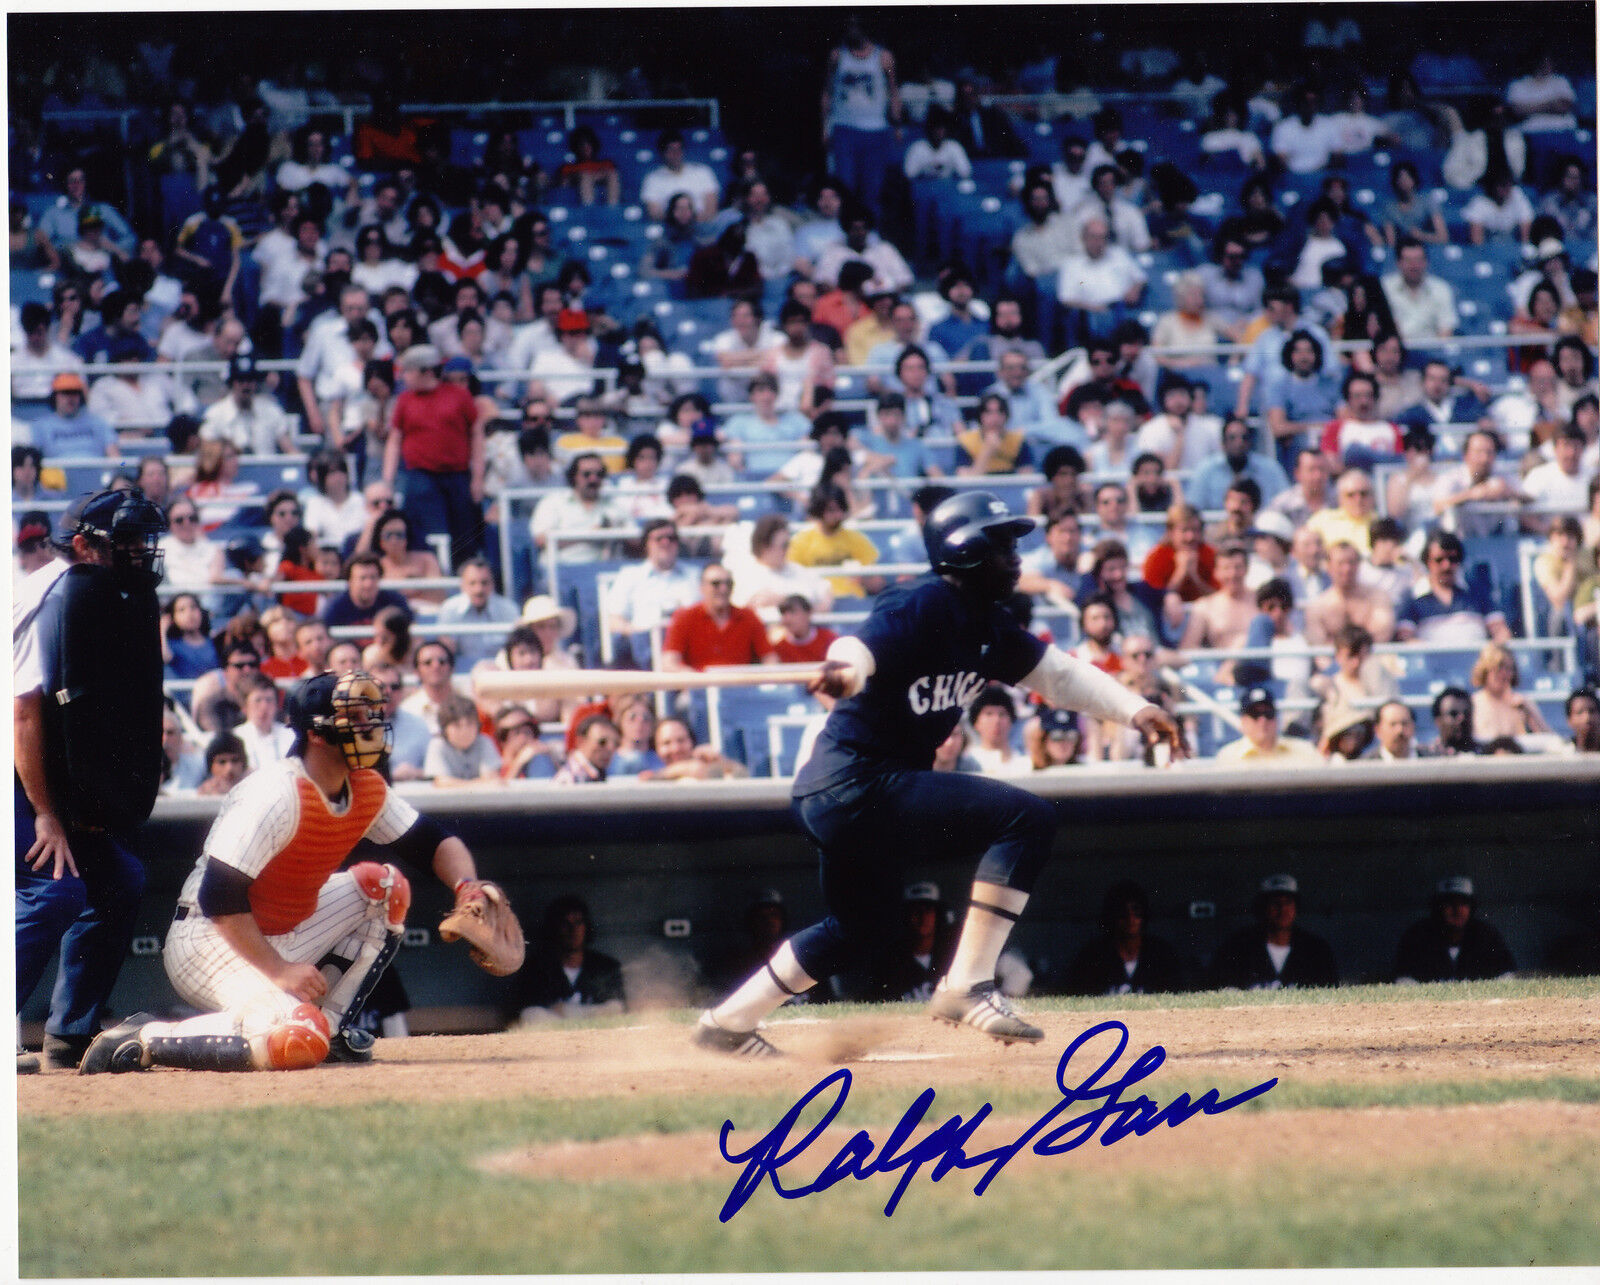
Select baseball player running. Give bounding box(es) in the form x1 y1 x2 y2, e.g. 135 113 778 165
695 491 1185 1055
81 670 520 1073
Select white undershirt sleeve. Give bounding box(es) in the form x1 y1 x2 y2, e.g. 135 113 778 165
1019 646 1156 726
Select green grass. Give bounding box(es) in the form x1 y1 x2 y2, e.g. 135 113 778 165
20 977 1600 1275
22 1095 1600 1274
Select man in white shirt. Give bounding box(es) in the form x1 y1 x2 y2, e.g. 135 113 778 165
739 181 797 282
296 283 388 438
87 336 184 429
529 452 626 565
709 298 782 405
257 212 325 318
1381 239 1458 343
1270 87 1340 175
235 676 296 771
605 518 701 639
528 309 598 406
1056 217 1147 337
640 129 722 222
1050 135 1095 216
1521 424 1592 527
433 557 520 668
200 355 295 455
812 209 914 292
1368 701 1420 761
11 302 83 402
901 108 972 181
1505 54 1578 132
1069 164 1151 252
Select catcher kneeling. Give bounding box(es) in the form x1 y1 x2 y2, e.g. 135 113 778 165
81 671 524 1074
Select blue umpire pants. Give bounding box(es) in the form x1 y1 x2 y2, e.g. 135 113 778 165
787 770 1056 984
15 780 146 1039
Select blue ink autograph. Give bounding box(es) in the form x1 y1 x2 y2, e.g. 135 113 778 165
716 1019 1277 1220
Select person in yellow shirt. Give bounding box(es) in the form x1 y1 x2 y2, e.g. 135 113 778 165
1213 686 1323 765
956 393 1036 475
554 397 629 474
843 285 898 366
786 482 884 598
1304 467 1377 554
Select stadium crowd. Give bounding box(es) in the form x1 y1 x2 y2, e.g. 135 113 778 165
11 17 1600 807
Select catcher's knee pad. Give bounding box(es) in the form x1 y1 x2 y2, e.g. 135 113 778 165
259 1003 332 1071
351 861 411 930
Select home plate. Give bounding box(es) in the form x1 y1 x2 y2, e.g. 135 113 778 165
858 1050 953 1062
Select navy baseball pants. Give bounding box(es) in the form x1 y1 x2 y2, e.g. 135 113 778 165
788 769 1056 983
14 780 146 1039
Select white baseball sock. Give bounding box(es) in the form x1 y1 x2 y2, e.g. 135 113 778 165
943 882 1030 992
708 941 816 1032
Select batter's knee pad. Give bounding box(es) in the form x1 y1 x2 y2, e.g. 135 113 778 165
351 861 411 931
256 1003 332 1071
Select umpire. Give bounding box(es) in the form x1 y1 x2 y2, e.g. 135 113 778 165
15 489 167 1071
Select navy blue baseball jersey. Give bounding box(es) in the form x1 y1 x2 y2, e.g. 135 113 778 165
794 572 1047 796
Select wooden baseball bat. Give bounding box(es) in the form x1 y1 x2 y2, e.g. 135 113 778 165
472 663 830 703
1160 666 1245 734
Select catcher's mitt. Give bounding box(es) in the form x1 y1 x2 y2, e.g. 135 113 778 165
439 880 525 976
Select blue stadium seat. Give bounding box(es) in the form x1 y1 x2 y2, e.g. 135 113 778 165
449 128 488 170
710 686 813 776
10 269 53 308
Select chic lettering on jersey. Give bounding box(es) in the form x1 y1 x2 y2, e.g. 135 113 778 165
906 670 985 715
715 1019 1278 1220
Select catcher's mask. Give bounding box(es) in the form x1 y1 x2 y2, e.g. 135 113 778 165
288 670 393 770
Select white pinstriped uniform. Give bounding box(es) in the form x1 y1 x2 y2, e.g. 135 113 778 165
163 759 418 1037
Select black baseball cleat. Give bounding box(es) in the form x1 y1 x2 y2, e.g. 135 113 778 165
17 1051 40 1075
325 1027 376 1064
692 1014 782 1058
78 1013 156 1075
42 1031 95 1071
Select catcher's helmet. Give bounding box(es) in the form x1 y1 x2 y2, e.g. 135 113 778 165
922 490 1036 573
73 487 168 586
286 670 392 770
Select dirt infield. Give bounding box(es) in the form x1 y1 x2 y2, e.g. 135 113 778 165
21 992 1599 1127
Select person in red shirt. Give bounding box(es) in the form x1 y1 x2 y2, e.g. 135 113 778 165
382 344 486 568
661 564 776 671
811 260 874 339
771 594 838 664
275 527 322 621
260 610 309 681
1141 501 1217 603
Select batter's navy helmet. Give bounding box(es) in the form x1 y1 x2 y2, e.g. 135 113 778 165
922 490 1036 573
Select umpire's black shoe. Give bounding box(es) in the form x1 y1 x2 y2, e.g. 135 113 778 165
78 1014 156 1075
42 1032 96 1071
17 1051 40 1075
325 1027 376 1064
